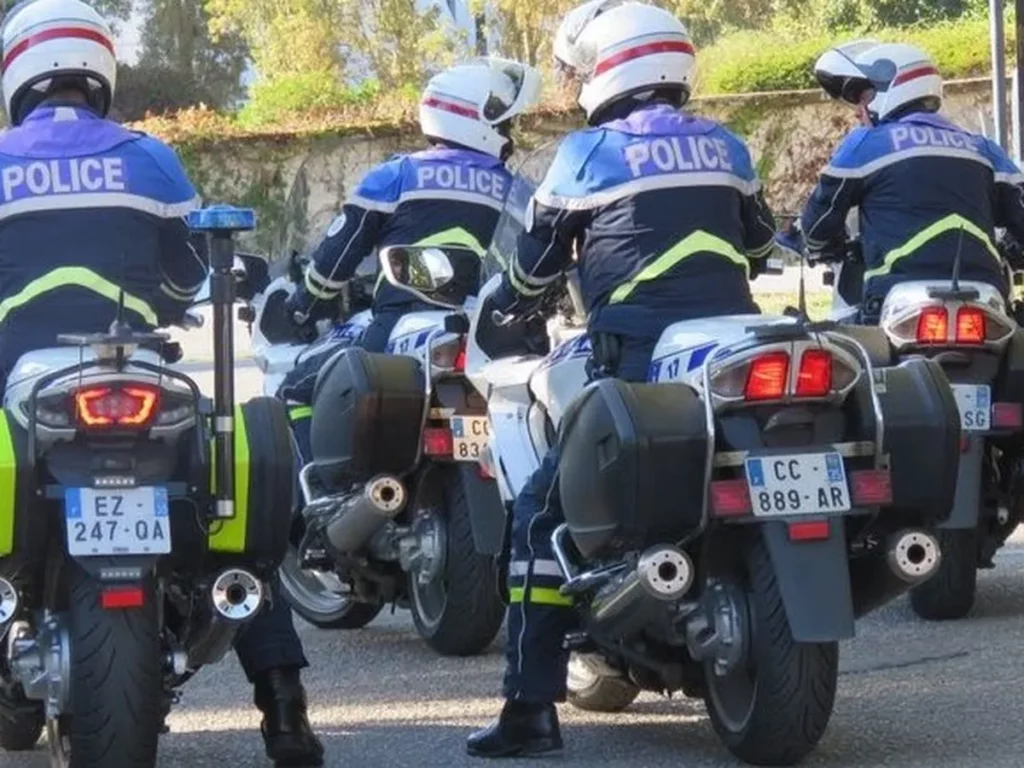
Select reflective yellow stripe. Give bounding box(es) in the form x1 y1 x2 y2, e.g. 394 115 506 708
609 230 749 304
0 413 15 556
304 269 335 300
507 260 546 298
207 405 250 553
864 214 1001 281
413 227 486 255
508 586 574 607
0 267 158 326
288 405 312 421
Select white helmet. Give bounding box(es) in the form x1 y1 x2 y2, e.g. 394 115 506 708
814 40 942 123
1 0 117 125
554 0 695 124
419 57 542 160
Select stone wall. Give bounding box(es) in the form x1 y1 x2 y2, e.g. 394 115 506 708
180 78 996 257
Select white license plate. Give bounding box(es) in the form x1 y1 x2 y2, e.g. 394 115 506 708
951 384 991 432
65 487 171 556
745 452 851 516
450 416 490 462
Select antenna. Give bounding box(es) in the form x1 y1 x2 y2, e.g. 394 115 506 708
797 247 808 322
952 224 965 292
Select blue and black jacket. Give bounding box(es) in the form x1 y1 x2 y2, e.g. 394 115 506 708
801 111 1024 307
0 102 205 372
303 146 513 312
491 102 776 341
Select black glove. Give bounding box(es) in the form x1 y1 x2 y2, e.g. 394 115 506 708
261 290 316 344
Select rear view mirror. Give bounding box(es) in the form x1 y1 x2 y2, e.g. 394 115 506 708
379 245 481 308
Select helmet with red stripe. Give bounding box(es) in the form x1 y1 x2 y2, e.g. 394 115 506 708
554 0 695 125
1 0 117 125
814 40 942 124
418 57 541 161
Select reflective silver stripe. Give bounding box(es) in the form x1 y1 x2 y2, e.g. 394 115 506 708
159 281 194 302
307 263 346 290
995 171 1024 185
509 559 564 578
748 240 774 259
0 192 200 222
823 147 993 180
534 172 762 212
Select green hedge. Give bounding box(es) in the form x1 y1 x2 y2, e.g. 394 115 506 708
696 17 1001 94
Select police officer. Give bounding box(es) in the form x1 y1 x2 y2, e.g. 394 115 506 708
278 57 540 459
794 40 1024 320
0 2 322 765
466 0 777 757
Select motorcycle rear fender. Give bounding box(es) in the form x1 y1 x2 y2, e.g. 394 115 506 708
940 438 984 530
760 519 855 642
457 464 506 555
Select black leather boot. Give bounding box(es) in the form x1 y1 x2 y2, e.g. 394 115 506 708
254 667 325 767
466 700 563 758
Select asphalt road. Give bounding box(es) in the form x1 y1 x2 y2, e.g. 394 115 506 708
6 364 1024 768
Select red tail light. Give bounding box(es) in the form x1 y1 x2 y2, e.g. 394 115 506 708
453 338 467 372
955 306 986 344
422 427 453 457
850 469 893 506
993 402 1024 430
744 352 789 402
916 307 948 343
796 349 833 397
788 520 830 542
75 384 160 427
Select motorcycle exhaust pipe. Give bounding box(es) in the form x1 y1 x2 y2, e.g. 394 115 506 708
886 530 941 584
589 545 694 639
324 475 406 556
211 568 265 622
0 577 19 637
185 569 265 671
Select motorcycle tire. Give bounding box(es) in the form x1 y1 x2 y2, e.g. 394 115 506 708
278 544 384 630
66 565 162 768
705 535 838 766
410 468 504 657
567 654 640 713
909 528 978 621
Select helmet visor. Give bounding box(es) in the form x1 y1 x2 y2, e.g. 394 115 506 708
471 56 542 125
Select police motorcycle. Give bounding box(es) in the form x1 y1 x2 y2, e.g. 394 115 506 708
0 206 295 768
245 248 508 656
807 218 1024 621
379 170 964 766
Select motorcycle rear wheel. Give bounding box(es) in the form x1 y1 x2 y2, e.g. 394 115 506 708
64 565 162 768
909 528 978 621
704 536 838 766
279 544 384 629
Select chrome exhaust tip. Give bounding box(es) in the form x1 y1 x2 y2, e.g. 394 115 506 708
887 530 941 584
366 475 406 513
636 545 694 601
0 577 18 628
211 569 264 622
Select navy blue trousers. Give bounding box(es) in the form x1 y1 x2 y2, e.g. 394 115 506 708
503 338 652 702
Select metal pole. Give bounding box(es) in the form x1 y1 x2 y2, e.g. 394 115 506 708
1014 0 1024 162
209 231 236 520
993 0 1009 150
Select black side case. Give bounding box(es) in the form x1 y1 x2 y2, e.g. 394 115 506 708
996 328 1024 406
310 347 426 487
558 379 708 561
872 358 960 521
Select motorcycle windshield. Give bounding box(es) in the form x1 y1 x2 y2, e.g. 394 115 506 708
483 140 560 283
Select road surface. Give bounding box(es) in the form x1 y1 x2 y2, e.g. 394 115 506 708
6 363 1024 768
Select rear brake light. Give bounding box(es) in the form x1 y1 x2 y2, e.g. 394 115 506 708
788 520 830 541
710 479 752 517
916 307 948 343
850 469 893 506
993 402 1024 430
75 384 160 427
955 306 986 344
744 352 789 401
101 586 145 609
422 427 453 456
795 349 832 397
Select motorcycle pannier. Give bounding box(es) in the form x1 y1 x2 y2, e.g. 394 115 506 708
207 398 295 565
558 379 708 561
0 411 43 561
310 347 426 487
872 358 960 521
